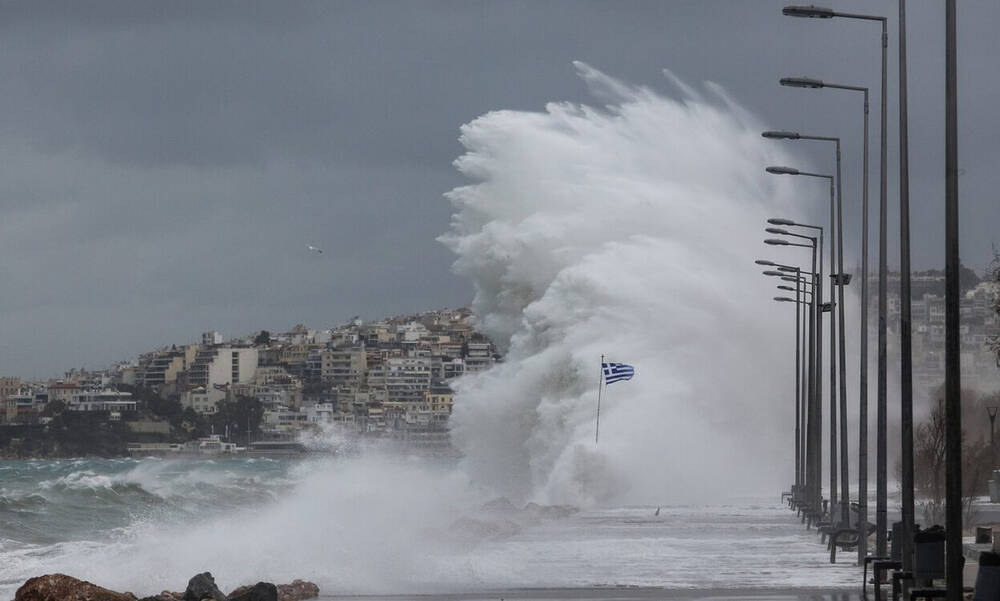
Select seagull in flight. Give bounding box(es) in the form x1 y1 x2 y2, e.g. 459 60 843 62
306 244 323 254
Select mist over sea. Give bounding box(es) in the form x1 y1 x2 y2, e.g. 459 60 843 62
0 454 859 598
0 66 847 597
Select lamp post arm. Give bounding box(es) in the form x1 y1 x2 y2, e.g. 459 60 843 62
831 11 887 24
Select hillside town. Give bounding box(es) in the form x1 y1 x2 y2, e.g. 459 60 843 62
876 268 1000 394
0 307 497 456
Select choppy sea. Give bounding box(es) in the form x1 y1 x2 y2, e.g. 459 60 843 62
0 456 860 600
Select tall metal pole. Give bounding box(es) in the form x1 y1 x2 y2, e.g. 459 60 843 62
835 141 850 527
795 272 803 492
827 179 838 519
876 16 889 559
898 0 915 574
944 2 962 598
802 275 810 491
814 235 824 516
858 87 871 564
806 269 816 510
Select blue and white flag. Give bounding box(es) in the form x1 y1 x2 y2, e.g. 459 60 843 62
602 362 635 385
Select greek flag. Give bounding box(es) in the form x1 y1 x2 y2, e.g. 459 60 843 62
602 362 635 385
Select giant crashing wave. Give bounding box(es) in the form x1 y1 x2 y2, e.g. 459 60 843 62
441 62 813 507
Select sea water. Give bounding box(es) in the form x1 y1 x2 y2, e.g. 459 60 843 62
0 455 860 599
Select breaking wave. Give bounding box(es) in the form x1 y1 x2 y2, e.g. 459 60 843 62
442 62 809 506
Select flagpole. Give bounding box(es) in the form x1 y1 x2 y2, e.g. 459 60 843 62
595 354 604 444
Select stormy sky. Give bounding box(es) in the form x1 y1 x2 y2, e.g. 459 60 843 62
1 1 996 378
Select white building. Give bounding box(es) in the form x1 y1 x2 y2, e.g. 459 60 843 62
68 389 136 414
188 347 259 390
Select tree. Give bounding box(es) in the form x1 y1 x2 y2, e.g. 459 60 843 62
178 406 209 440
254 330 272 346
41 400 66 417
210 395 264 444
914 391 997 526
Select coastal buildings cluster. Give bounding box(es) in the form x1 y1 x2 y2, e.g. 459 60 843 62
875 269 999 393
0 308 497 449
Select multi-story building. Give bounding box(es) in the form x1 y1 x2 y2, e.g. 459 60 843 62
69 389 136 416
187 347 258 390
47 382 79 405
320 348 367 385
184 347 259 413
366 355 432 403
464 341 496 373
142 346 200 389
0 377 21 402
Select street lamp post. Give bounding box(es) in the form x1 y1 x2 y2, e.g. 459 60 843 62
784 270 814 489
766 233 822 514
765 162 849 526
760 259 808 497
765 266 814 498
780 74 874 562
768 225 825 516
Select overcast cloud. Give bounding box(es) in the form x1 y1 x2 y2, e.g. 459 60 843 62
0 1 996 378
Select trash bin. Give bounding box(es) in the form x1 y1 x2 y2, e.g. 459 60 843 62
974 551 1000 601
913 526 946 582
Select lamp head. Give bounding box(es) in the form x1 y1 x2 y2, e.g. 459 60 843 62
766 166 800 175
777 285 796 292
762 270 785 277
782 5 835 18
764 238 789 246
762 130 801 140
765 227 790 235
755 259 777 266
768 218 796 226
780 76 825 89
774 296 796 303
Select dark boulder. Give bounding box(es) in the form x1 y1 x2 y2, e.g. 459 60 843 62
228 581 317 601
227 583 276 601
15 574 138 601
182 573 227 601
276 581 319 601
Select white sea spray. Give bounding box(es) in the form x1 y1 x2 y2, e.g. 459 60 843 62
442 62 809 506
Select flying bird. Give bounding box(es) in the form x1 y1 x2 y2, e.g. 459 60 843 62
306 245 323 254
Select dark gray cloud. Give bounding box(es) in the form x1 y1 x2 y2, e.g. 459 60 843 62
0 0 996 377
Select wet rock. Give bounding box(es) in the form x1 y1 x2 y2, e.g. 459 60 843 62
15 574 138 601
138 593 182 601
229 581 317 601
182 573 227 601
275 581 319 601
227 583 276 601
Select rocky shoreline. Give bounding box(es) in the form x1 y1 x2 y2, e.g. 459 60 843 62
14 573 319 601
